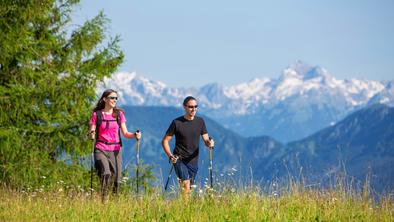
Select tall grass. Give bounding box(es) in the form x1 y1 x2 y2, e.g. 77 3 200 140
1 180 393 222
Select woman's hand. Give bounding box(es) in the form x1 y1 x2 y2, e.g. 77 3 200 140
88 130 95 140
134 130 142 140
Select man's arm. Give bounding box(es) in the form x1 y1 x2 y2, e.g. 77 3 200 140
162 135 178 163
162 135 172 157
202 133 214 148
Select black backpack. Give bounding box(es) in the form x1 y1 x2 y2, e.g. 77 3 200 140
94 110 122 147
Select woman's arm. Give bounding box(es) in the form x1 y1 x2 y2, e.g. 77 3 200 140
88 124 96 140
120 122 141 139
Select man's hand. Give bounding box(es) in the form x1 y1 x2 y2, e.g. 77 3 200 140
169 155 178 164
208 137 215 149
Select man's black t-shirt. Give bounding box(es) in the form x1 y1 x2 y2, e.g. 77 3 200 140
165 116 207 165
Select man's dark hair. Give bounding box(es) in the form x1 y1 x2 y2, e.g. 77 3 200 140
183 96 197 106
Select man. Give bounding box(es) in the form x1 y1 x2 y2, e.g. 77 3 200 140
162 96 214 196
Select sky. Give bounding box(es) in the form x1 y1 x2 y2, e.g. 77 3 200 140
73 0 394 88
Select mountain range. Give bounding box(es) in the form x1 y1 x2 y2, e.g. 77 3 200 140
98 61 393 192
99 61 394 142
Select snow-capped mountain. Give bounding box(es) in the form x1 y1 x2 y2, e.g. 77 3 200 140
98 61 393 142
367 81 394 106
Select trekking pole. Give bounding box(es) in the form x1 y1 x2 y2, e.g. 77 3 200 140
135 130 140 194
90 135 95 197
164 163 174 192
209 137 214 189
164 155 178 192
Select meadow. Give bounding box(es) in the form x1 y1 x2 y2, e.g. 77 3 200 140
1 182 393 222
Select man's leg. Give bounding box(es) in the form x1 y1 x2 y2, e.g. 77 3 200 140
181 179 191 194
174 161 192 198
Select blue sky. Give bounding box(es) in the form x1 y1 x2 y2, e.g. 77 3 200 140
74 0 394 87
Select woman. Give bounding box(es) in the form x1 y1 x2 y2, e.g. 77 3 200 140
88 89 141 202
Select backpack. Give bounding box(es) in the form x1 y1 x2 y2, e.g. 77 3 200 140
95 110 122 147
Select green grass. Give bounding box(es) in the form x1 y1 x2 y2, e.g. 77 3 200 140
1 186 393 222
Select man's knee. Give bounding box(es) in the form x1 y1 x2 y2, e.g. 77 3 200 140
180 180 191 193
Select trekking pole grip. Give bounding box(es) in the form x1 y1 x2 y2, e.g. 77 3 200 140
135 129 140 141
209 137 214 149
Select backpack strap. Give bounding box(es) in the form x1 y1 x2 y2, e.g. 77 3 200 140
114 110 123 147
95 110 123 146
94 110 102 146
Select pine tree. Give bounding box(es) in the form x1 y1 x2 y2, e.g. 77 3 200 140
0 0 124 188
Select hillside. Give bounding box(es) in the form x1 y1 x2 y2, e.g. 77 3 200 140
120 104 394 192
280 104 394 191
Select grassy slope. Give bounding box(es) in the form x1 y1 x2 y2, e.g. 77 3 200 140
1 188 393 222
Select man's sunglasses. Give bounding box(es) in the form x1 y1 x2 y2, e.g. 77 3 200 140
187 105 198 109
107 96 118 100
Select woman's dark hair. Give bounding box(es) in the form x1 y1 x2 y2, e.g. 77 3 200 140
183 96 197 106
93 89 124 114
